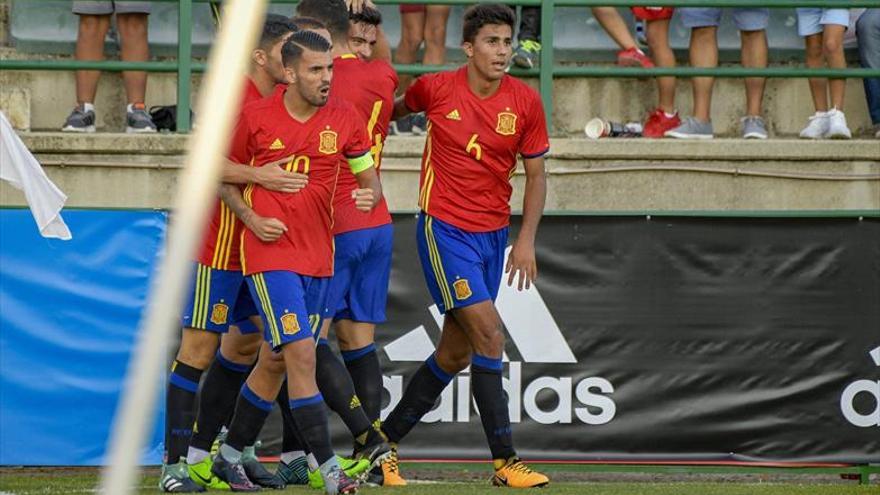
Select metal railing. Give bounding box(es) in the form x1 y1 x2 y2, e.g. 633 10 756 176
3 0 880 132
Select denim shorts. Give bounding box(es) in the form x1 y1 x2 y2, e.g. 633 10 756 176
72 1 151 15
796 8 850 37
679 8 769 31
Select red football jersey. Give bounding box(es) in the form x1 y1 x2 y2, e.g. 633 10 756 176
329 54 397 235
405 67 549 232
196 77 264 270
231 86 372 277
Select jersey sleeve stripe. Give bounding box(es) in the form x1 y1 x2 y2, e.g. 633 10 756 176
521 147 550 159
221 204 236 269
424 216 455 311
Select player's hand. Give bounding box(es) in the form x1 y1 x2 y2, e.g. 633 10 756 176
244 213 287 242
352 188 376 212
505 240 537 291
255 156 308 193
345 0 375 13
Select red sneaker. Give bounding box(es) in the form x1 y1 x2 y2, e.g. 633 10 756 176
643 108 681 138
617 47 654 68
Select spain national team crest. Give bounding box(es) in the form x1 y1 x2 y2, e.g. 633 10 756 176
318 128 338 154
453 279 472 301
280 313 300 335
210 303 228 325
496 110 517 136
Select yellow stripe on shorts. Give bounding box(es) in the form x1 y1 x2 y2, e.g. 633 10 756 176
425 216 454 310
253 274 281 347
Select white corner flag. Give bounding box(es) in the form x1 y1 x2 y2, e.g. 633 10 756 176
0 111 72 240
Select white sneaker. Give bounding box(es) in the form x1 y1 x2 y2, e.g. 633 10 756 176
825 108 852 139
799 111 829 139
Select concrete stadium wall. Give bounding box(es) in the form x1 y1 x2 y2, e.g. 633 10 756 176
2 133 878 212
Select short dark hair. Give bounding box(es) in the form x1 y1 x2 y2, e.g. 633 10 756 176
295 0 350 43
259 13 297 50
290 16 326 33
282 29 332 67
350 6 382 27
462 4 515 44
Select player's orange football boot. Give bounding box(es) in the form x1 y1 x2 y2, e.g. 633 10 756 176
491 457 550 488
368 443 407 486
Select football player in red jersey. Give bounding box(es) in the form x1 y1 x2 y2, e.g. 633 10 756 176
161 15 304 493
209 30 386 495
293 0 401 486
377 4 551 488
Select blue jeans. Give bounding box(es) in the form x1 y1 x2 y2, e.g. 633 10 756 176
857 9 880 125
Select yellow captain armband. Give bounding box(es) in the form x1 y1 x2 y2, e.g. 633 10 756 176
347 152 375 174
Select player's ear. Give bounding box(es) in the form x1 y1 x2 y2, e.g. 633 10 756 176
462 41 474 58
283 65 296 85
253 48 267 67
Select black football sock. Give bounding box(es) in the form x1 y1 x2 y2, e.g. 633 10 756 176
341 343 382 423
289 394 334 465
471 353 516 461
164 360 203 463
315 339 372 439
224 384 273 453
277 380 309 455
382 353 454 444
189 350 251 452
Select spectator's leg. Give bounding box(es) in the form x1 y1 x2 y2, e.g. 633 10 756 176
519 6 541 43
857 9 880 128
592 7 637 51
395 7 426 93
74 14 112 105
423 5 451 66
372 26 393 62
822 24 847 110
735 8 769 118
689 26 718 123
116 13 150 106
740 29 768 118
647 19 675 114
804 33 828 112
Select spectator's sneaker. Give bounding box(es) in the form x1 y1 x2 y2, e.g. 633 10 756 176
126 103 158 133
825 108 852 139
643 108 681 138
160 459 206 493
242 445 284 489
188 456 230 490
366 444 406 487
211 453 260 492
272 456 309 487
616 47 654 68
491 457 549 488
410 113 427 136
389 114 413 136
799 111 829 139
664 117 713 139
321 464 359 495
742 115 768 140
512 39 541 69
61 105 96 133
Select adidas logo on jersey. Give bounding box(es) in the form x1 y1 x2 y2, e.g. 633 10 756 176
381 247 618 426
445 109 461 121
269 138 285 150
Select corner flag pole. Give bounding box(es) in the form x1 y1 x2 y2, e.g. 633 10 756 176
99 0 268 493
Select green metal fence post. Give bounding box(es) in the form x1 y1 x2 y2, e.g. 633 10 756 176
176 0 193 133
539 0 554 133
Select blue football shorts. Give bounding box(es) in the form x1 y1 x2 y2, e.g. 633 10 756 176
416 212 508 315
